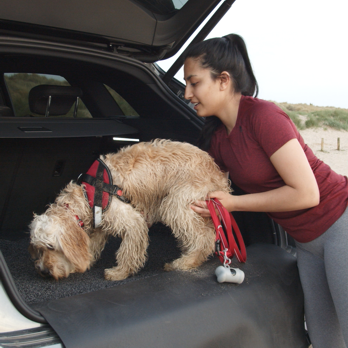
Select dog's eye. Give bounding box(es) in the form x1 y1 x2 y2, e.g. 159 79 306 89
47 244 54 250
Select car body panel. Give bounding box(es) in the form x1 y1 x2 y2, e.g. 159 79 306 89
0 282 41 332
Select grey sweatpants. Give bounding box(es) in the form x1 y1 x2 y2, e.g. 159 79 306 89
296 208 348 348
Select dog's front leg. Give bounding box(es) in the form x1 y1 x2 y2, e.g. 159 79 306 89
88 227 109 265
103 204 149 281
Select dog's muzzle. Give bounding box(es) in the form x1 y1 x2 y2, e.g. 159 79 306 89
36 265 51 278
29 245 53 278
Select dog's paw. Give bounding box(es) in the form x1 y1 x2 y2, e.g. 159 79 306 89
164 257 202 272
164 260 190 271
104 267 130 281
164 262 175 272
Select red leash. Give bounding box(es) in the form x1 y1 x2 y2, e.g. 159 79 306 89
206 198 247 267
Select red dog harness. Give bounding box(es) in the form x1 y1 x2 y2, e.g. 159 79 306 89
64 203 85 228
78 159 129 228
206 198 247 266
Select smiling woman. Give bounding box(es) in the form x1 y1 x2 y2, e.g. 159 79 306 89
184 58 229 117
183 33 348 348
184 34 258 149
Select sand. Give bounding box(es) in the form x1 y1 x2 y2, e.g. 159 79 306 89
299 128 348 177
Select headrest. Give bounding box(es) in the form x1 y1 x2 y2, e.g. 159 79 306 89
29 85 83 116
0 106 14 116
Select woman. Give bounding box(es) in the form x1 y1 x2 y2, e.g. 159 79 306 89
184 34 348 348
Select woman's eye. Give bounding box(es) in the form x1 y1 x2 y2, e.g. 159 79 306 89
191 82 197 87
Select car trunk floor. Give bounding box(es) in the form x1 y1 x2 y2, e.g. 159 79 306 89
0 223 181 304
0 222 309 348
33 243 308 348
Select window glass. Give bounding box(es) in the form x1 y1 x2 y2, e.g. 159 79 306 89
104 85 139 118
4 73 92 118
134 0 189 15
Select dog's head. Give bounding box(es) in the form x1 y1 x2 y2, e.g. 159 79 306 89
29 205 92 280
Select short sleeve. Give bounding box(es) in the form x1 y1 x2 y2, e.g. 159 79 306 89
251 104 299 158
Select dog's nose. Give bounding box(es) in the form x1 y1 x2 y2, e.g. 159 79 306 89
36 266 51 278
40 269 51 277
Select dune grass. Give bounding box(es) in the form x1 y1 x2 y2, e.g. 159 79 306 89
274 101 348 131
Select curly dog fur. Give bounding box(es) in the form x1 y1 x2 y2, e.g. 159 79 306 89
29 139 231 281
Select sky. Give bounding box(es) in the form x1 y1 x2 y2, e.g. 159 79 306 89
158 0 348 109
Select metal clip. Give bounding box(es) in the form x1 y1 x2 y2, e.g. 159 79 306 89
223 249 232 269
215 239 221 253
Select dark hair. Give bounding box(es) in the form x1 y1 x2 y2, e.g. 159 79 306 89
184 34 258 151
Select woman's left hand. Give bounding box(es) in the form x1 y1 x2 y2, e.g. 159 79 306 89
190 191 233 217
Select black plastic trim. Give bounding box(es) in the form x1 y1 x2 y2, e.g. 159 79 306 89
0 117 138 139
0 326 61 347
162 0 236 84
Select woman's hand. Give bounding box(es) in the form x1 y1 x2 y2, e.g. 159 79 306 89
190 191 234 217
207 191 234 211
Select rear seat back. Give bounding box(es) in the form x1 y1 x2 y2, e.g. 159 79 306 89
0 105 14 116
0 137 103 239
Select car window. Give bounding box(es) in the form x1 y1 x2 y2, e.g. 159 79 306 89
134 0 190 15
104 84 139 118
4 73 92 118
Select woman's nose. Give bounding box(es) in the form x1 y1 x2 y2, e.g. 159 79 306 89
184 85 192 101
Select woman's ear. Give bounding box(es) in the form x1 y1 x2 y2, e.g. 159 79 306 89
219 71 231 91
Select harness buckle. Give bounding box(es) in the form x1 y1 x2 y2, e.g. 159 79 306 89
94 206 102 228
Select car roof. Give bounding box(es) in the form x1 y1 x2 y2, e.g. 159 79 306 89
0 0 224 62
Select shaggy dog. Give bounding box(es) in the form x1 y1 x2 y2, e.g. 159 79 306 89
29 140 231 281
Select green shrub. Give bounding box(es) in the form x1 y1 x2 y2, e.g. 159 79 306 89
275 101 348 131
277 104 305 130
308 109 348 130
305 115 319 128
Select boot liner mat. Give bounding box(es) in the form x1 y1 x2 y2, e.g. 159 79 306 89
1 225 307 348
32 244 308 348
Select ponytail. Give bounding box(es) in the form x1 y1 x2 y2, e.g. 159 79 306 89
223 34 259 98
184 34 258 151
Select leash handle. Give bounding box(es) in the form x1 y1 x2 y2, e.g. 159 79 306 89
206 198 247 264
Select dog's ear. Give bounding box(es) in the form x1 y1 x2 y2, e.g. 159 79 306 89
59 223 91 273
28 243 40 260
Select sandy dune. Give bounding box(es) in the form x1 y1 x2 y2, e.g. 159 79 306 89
299 128 348 177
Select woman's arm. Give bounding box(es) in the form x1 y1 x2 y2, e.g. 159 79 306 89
191 139 320 217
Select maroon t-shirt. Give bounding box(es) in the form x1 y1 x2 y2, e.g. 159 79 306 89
209 96 348 242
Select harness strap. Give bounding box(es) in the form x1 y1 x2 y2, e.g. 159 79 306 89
206 198 247 265
78 159 130 228
64 203 85 229
94 162 104 208
78 174 129 203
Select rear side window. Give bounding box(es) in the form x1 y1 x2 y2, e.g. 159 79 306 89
4 73 92 118
104 84 139 118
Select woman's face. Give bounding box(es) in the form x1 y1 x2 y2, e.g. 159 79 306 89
184 57 225 118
